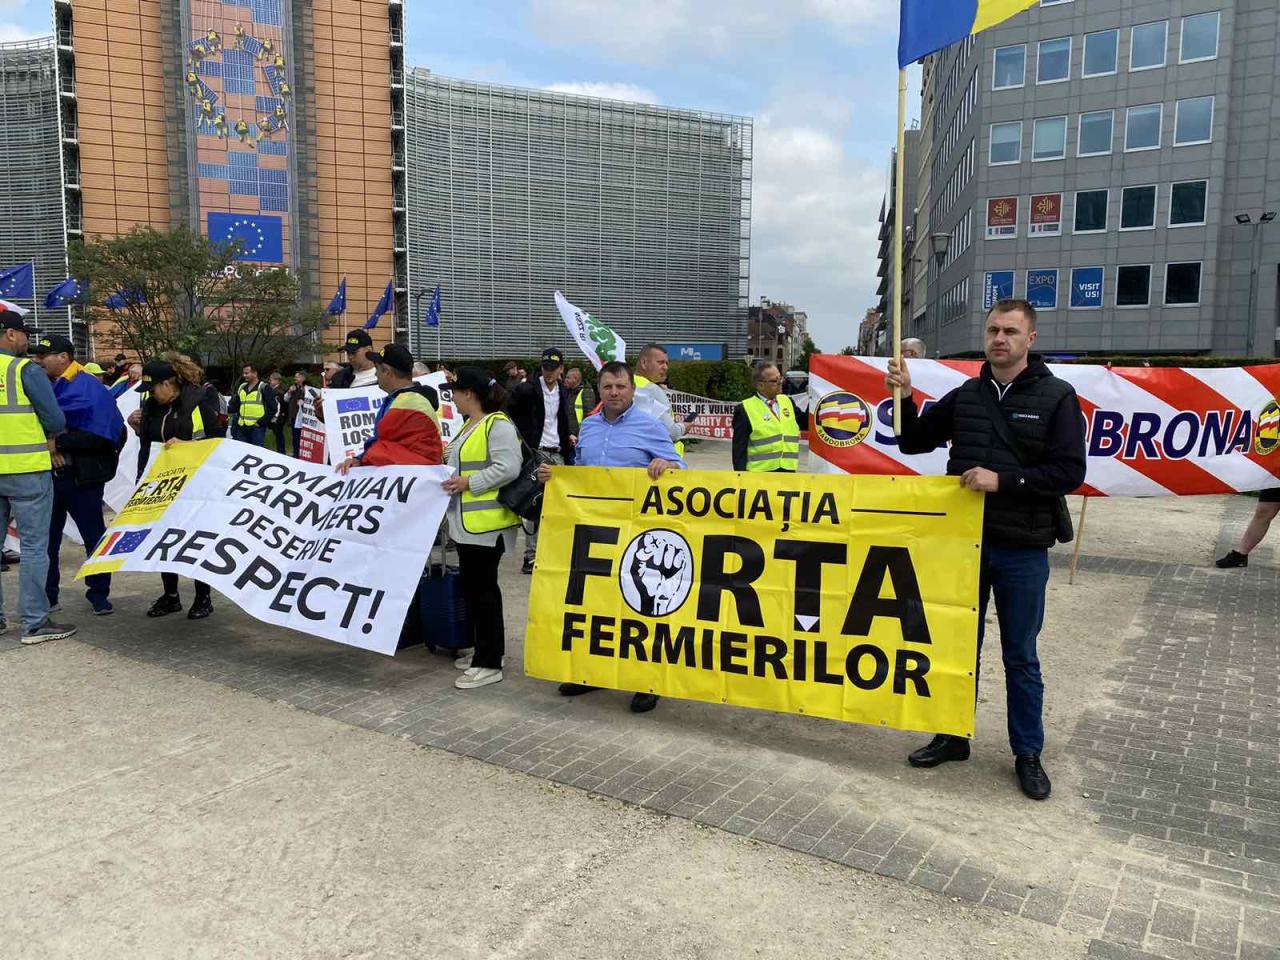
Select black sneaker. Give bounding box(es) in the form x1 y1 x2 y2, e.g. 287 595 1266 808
629 693 660 713
1015 754 1052 800
521 559 534 575
1216 550 1248 569
146 594 183 618
908 734 971 768
558 682 600 696
187 595 214 620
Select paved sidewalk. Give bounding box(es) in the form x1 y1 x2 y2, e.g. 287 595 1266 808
4 450 1279 959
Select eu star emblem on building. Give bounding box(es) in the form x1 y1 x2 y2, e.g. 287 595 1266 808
207 212 284 263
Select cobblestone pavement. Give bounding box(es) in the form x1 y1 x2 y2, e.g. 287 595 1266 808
11 493 1280 959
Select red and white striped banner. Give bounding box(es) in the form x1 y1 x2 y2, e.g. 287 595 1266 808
809 355 1280 497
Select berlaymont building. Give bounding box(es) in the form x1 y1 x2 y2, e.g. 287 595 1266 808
0 3 751 361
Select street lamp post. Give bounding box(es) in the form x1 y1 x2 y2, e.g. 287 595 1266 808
1235 211 1277 357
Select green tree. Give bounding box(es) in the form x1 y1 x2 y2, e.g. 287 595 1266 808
839 345 856 356
71 225 329 370
796 335 819 370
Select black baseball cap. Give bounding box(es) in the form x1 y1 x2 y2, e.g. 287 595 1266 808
30 334 75 357
541 347 565 368
141 360 176 386
366 342 414 375
454 366 496 395
0 310 36 335
341 330 372 352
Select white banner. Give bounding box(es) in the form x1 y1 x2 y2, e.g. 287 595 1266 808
667 390 735 442
321 371 461 465
79 440 451 655
555 290 626 371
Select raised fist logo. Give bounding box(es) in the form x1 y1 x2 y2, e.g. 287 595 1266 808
620 530 693 617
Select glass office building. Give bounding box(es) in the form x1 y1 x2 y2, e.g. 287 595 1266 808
405 71 752 359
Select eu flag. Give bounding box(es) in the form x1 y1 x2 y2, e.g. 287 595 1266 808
0 263 34 299
109 529 151 555
45 277 86 308
327 278 347 316
336 397 371 414
363 281 394 330
425 284 441 328
207 212 284 263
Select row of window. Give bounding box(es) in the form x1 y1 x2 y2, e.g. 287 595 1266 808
983 182 1208 238
992 11 1220 90
981 263 1204 311
932 139 975 227
936 72 978 174
990 97 1213 164
941 276 970 325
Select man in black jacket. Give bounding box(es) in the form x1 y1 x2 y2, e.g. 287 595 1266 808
507 347 576 573
31 335 125 616
885 298 1085 801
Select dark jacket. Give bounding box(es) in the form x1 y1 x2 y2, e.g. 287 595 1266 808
898 356 1086 548
329 364 356 389
136 382 226 480
507 377 576 464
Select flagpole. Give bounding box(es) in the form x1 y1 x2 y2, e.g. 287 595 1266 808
30 261 41 332
892 68 908 435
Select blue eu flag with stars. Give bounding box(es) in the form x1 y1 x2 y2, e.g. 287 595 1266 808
363 281 394 330
45 277 86 309
327 278 347 316
207 212 284 263
0 263 34 299
425 284 441 328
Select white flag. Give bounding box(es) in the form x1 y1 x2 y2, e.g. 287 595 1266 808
555 291 626 371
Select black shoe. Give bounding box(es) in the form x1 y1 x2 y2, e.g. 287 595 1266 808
1015 754 1052 800
558 682 600 696
146 594 183 618
521 559 534 575
908 734 971 768
630 693 660 713
187 595 213 620
1216 550 1248 569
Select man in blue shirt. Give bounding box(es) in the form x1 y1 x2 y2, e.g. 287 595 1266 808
537 360 684 713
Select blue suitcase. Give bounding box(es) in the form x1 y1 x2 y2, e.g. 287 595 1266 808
415 548 470 652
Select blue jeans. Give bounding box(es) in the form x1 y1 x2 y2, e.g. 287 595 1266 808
232 424 267 447
978 544 1049 756
47 473 110 610
0 471 53 631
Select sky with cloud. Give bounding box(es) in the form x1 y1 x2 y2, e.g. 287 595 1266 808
0 0 921 350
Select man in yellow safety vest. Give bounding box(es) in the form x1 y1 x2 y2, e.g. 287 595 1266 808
228 362 276 447
732 361 800 472
0 310 78 645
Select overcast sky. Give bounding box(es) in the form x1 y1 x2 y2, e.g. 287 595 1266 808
1 0 921 351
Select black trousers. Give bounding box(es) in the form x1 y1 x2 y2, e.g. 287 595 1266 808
161 572 210 601
456 541 505 668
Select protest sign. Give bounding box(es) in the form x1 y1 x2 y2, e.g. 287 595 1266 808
809 355 1280 497
321 371 461 465
667 390 735 442
526 467 981 735
78 440 451 655
293 389 326 463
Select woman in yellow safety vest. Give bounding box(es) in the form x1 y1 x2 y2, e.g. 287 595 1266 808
440 366 523 691
131 353 225 621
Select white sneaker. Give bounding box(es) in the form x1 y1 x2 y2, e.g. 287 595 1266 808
456 653 505 670
455 667 503 690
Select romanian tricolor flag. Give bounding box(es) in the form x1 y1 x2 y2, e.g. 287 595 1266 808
899 0 1040 68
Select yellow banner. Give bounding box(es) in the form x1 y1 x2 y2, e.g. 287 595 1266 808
526 468 983 736
79 440 222 577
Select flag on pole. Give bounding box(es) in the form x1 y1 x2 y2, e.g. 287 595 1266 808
554 291 626 372
326 277 347 316
898 0 1040 67
425 284 441 328
363 281 394 330
0 263 34 300
44 277 87 308
105 287 146 311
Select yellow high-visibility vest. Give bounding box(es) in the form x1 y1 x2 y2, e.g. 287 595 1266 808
236 382 266 425
742 394 799 472
458 412 519 534
0 355 51 474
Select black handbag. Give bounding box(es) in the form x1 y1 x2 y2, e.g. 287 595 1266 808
497 436 552 522
973 383 1075 544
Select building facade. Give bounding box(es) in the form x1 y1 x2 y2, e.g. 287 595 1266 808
0 38 69 334
404 71 752 359
913 0 1280 357
40 0 402 355
875 128 921 355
